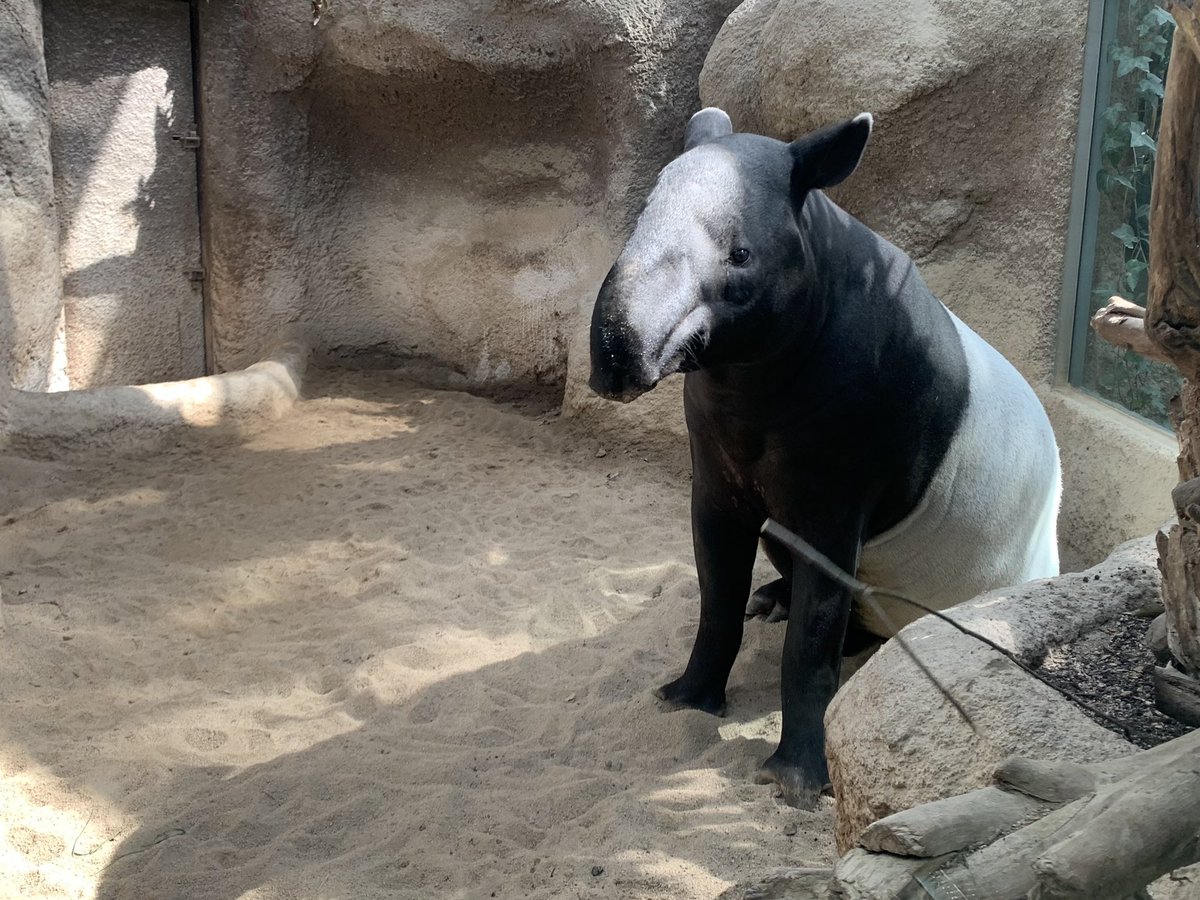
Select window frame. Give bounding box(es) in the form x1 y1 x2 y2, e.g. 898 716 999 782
1056 0 1175 432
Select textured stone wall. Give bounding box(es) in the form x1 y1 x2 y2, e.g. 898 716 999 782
196 0 738 385
0 0 62 390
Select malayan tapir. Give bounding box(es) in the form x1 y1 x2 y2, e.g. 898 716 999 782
588 108 1061 808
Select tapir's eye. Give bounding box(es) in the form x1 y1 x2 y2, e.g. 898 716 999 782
729 248 752 266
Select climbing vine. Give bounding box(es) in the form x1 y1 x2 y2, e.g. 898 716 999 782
1096 1 1173 298
1082 0 1179 425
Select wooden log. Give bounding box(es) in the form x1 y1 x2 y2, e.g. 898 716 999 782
1153 663 1200 724
993 757 1097 803
1027 725 1200 792
916 732 1200 899
1157 521 1200 673
1146 22 1200 376
1029 736 1200 899
1168 0 1200 61
836 732 1200 899
923 797 1087 898
1091 297 1174 364
857 786 1046 857
829 848 950 900
1143 10 1200 686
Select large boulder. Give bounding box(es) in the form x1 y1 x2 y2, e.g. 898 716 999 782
825 536 1161 853
197 0 738 399
699 0 1088 384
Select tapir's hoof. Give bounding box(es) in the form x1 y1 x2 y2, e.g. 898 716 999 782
745 578 790 622
654 678 727 716
755 752 832 810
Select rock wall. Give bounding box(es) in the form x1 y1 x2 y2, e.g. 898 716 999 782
699 0 1088 385
197 0 738 387
0 0 62 391
43 0 205 387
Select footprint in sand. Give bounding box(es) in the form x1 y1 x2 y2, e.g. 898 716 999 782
184 727 229 751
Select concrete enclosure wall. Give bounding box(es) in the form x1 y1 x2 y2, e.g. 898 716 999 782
195 0 738 383
0 0 62 391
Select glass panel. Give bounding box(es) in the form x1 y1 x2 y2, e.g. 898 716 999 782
1071 0 1180 427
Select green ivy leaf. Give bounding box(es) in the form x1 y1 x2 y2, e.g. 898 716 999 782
1102 102 1127 126
1143 6 1175 29
1112 223 1139 248
1129 122 1157 150
1117 54 1152 77
1140 73 1165 98
1124 268 1141 293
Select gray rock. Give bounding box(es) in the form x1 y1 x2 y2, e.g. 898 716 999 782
825 536 1160 852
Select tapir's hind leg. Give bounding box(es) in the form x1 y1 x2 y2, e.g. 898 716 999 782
747 542 878 656
746 578 790 621
747 540 795 620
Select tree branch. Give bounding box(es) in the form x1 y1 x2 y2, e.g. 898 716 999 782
1091 297 1175 364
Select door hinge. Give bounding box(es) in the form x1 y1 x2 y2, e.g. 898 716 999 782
172 125 201 150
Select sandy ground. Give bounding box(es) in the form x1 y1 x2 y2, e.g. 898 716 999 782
0 369 836 900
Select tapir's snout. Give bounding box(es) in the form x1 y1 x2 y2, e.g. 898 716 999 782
588 267 662 403
588 362 656 404
588 313 658 403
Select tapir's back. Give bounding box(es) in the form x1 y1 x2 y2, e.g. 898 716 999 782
854 308 1061 636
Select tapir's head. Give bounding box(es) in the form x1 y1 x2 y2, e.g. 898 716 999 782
589 108 873 401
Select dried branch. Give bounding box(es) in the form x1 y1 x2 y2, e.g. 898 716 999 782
1091 297 1174 364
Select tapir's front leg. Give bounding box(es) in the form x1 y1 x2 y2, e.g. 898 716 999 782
655 484 759 716
756 527 860 809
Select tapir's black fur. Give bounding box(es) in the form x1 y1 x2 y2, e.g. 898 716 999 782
589 111 974 807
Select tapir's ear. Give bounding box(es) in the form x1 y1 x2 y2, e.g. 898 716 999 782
789 113 873 195
683 107 733 151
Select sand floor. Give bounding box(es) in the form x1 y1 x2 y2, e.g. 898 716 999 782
0 370 836 900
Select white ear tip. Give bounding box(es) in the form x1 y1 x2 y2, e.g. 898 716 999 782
684 107 734 151
690 107 732 127
853 112 874 130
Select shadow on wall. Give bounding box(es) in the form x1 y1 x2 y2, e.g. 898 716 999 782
43 0 204 388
